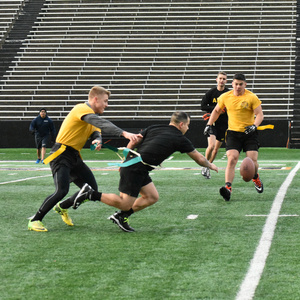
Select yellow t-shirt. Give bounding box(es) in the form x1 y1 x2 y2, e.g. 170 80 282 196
56 103 101 151
218 89 261 132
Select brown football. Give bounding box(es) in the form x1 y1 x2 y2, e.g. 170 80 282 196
240 157 255 182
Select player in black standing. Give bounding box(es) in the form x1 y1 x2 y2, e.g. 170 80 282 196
201 71 229 179
69 111 219 232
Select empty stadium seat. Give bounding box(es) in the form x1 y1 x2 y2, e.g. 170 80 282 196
0 0 297 120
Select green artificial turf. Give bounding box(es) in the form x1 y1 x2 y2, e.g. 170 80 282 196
0 147 299 299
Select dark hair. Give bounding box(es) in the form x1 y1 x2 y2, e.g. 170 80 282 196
233 73 246 81
171 111 190 124
40 108 47 113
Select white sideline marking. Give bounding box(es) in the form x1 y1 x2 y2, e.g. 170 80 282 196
236 161 300 300
186 214 198 219
0 174 51 185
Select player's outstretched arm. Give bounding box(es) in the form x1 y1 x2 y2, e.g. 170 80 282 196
122 131 143 143
82 114 143 142
187 150 218 173
126 135 143 149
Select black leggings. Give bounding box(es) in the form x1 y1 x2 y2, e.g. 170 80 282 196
32 163 97 221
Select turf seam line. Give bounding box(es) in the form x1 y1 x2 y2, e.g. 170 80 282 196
236 161 300 300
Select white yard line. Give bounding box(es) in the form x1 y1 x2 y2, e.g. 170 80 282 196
236 161 300 300
0 174 52 185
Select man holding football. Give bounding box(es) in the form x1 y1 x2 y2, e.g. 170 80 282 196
204 73 264 201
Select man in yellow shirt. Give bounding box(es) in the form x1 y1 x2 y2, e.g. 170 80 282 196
28 86 141 232
204 73 264 201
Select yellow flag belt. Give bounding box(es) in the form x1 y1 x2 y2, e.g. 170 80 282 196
257 124 274 130
43 144 66 165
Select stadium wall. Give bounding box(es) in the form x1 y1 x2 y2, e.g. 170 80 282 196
0 119 289 149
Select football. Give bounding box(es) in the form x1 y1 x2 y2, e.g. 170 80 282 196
240 157 255 182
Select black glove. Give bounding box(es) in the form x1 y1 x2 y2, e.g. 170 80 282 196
244 125 257 135
204 125 213 137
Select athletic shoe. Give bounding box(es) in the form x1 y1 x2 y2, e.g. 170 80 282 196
205 168 211 179
73 183 93 209
41 160 44 164
53 203 74 226
28 220 48 232
253 174 264 193
219 185 232 201
201 167 211 179
35 159 41 164
108 212 135 232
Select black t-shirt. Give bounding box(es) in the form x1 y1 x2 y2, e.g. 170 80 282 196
201 86 229 126
137 124 195 166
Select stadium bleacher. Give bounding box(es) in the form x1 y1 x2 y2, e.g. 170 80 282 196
0 0 24 46
0 0 297 124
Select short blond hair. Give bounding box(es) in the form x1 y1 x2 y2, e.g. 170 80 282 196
89 86 111 99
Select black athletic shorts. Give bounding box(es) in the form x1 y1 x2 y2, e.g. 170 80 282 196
225 130 260 153
35 134 49 149
119 160 153 198
49 144 88 181
211 123 227 142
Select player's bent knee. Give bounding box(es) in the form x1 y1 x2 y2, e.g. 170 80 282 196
207 145 215 152
57 190 69 199
149 194 159 205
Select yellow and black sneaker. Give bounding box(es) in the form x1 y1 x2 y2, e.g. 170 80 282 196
54 203 74 226
108 211 135 232
28 220 48 232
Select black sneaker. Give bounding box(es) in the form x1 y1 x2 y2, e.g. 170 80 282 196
219 185 232 201
252 174 264 193
109 212 135 232
73 183 93 209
